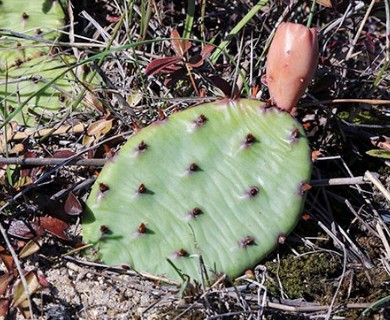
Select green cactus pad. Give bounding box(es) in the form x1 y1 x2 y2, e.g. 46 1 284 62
0 0 87 127
0 0 64 70
1 55 79 126
83 99 311 283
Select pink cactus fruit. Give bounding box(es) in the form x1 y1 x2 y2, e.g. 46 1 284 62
266 22 319 112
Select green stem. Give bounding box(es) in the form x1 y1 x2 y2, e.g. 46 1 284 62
373 60 389 87
140 0 152 40
306 0 317 28
210 0 268 64
183 0 195 39
362 295 390 316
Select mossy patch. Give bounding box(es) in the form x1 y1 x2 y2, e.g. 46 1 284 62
264 231 390 319
265 249 341 303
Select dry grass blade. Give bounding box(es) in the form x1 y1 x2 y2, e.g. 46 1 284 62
365 171 390 202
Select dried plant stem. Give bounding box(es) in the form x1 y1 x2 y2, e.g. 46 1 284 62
206 298 371 317
376 222 390 259
310 176 368 187
325 242 347 319
185 63 200 96
303 98 390 106
62 256 180 286
385 0 390 63
344 0 376 65
345 199 380 238
0 157 106 166
365 171 390 202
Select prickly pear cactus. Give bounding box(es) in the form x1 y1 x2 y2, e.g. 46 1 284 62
83 99 311 283
0 0 86 127
0 0 65 70
1 55 80 126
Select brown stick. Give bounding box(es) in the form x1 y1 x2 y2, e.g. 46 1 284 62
310 176 367 187
303 98 390 106
0 157 106 166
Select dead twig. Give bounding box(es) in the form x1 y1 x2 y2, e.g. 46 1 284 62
0 157 106 166
365 171 390 202
62 256 180 286
303 98 390 106
310 176 368 187
343 0 376 67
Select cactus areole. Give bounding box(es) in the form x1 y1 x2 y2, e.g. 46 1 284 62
83 99 311 283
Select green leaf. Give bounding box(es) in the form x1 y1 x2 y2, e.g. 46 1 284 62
366 149 390 159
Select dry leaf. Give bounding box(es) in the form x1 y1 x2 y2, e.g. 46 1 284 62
8 144 24 154
145 56 182 76
316 0 332 7
38 216 70 241
0 164 7 181
87 119 113 139
17 299 31 319
13 176 33 190
18 239 42 259
82 134 94 147
51 150 77 159
1 123 17 141
0 245 14 272
12 270 49 317
371 136 390 151
64 192 83 216
170 29 191 57
209 76 234 97
0 298 10 317
187 54 203 68
0 121 18 154
84 90 104 113
83 119 113 146
127 92 143 107
311 150 322 161
36 270 49 288
7 220 44 240
12 271 43 308
0 273 13 296
200 44 216 60
106 15 121 23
